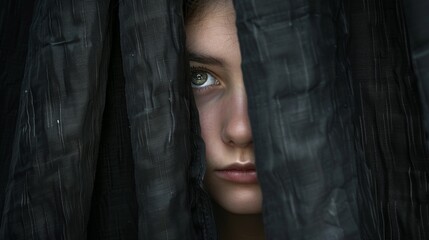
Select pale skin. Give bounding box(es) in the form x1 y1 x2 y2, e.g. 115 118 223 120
186 0 265 239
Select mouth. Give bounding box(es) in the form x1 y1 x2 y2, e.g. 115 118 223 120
215 163 258 184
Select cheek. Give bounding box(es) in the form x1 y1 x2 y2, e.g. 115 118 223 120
195 94 229 168
197 100 222 147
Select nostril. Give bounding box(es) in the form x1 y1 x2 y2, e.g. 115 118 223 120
222 118 253 148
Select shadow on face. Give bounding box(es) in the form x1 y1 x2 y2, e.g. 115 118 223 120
185 0 262 215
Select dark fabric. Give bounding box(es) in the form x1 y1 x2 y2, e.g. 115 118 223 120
1 0 112 238
348 0 429 239
118 0 195 239
0 0 200 239
233 0 360 239
403 0 429 148
0 0 35 221
86 8 139 239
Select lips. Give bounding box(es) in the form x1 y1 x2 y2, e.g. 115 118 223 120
215 163 258 184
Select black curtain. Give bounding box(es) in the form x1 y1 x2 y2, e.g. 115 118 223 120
0 0 35 221
0 0 196 239
234 0 359 239
348 0 429 239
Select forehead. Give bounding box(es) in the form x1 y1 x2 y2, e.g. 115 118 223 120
185 1 240 66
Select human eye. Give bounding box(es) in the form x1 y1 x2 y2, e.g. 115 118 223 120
190 67 219 89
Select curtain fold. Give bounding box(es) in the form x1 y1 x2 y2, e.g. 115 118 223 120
86 6 138 239
233 0 360 239
118 0 195 239
348 0 429 239
0 0 112 238
403 0 429 148
0 0 35 223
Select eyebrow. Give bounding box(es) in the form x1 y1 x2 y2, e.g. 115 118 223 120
187 51 224 67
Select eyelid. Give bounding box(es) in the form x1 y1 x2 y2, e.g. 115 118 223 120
190 66 221 89
190 65 216 78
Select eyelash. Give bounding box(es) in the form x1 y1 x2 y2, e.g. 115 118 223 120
190 66 220 91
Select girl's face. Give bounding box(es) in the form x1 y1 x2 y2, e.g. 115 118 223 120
186 0 262 214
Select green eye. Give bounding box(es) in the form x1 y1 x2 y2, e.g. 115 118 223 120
191 72 208 86
190 69 218 89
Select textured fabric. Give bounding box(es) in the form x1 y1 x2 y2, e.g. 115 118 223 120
86 9 138 239
348 0 429 239
0 0 199 239
1 0 112 238
0 0 35 221
403 0 429 149
118 0 195 239
233 0 360 239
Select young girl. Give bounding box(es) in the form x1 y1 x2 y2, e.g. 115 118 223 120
185 0 266 239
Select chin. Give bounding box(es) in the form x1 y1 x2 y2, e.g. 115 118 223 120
224 202 262 215
207 180 263 215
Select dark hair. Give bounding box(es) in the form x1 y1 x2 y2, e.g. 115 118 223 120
184 0 208 23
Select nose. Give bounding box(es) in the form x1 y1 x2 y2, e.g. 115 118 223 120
221 89 253 148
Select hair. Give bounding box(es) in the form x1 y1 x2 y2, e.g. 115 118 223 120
184 0 209 23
